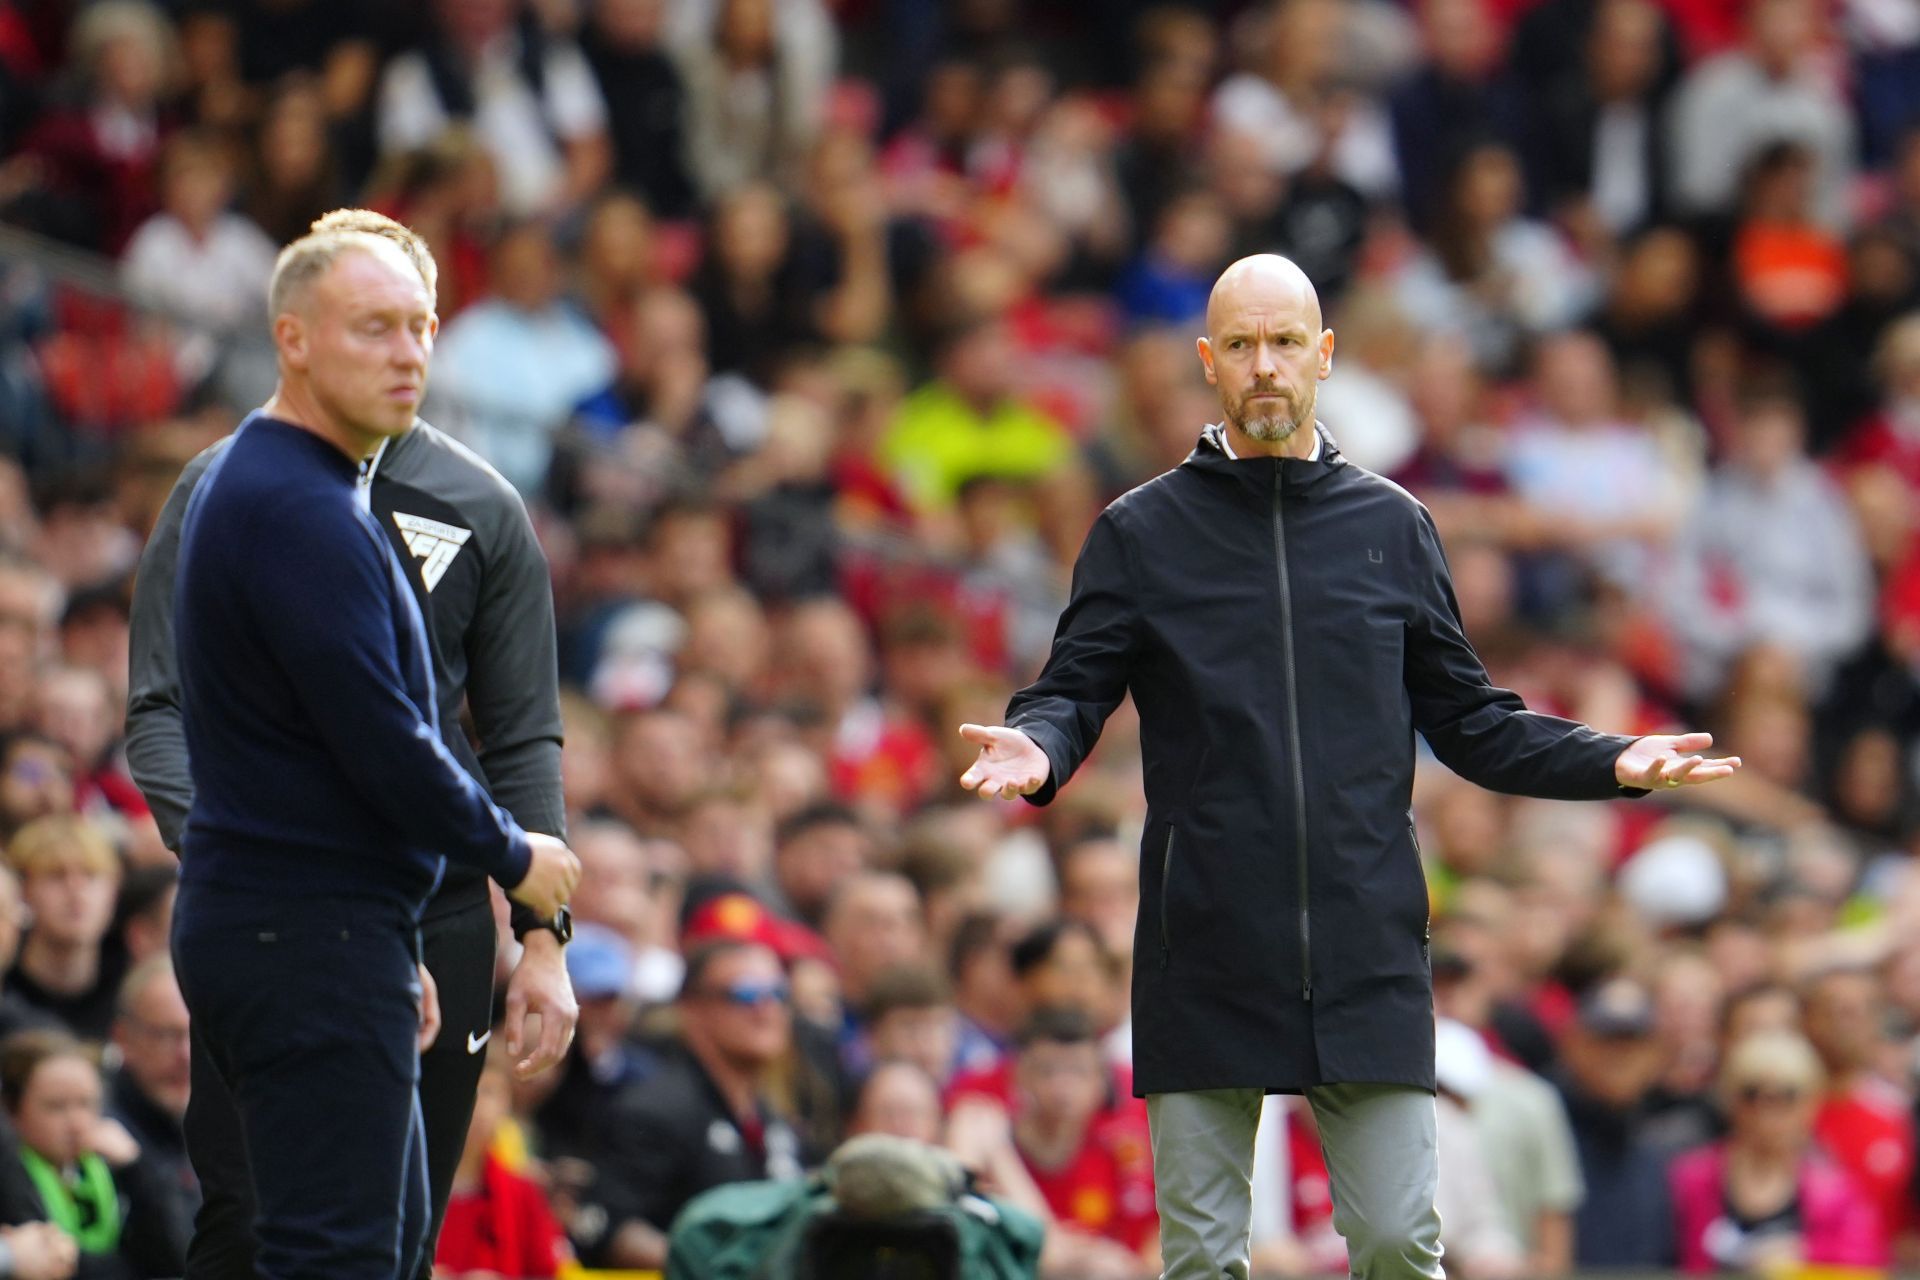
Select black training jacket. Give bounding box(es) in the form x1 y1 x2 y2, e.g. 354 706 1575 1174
1008 423 1638 1096
127 419 566 926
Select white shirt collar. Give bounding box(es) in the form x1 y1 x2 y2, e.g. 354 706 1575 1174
1220 425 1321 461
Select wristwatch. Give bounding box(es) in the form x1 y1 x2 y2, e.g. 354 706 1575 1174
541 905 573 946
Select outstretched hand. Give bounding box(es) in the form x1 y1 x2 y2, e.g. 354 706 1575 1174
1615 732 1742 791
957 724 1051 800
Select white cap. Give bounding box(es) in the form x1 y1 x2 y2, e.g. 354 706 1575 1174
1619 834 1727 927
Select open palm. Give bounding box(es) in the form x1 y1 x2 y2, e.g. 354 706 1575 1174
957 723 1051 800
1615 731 1742 790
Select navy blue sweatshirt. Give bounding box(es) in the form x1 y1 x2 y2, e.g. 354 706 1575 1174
172 413 532 915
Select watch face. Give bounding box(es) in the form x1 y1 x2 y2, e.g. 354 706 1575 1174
552 906 574 945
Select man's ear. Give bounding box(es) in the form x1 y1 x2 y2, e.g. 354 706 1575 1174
1196 336 1217 386
274 313 309 370
1318 329 1336 381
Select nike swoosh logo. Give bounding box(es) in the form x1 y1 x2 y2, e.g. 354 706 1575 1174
467 1030 491 1055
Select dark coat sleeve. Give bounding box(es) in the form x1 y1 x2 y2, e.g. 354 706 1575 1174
1004 509 1139 807
123 447 220 852
1405 508 1642 799
467 489 565 936
248 494 532 886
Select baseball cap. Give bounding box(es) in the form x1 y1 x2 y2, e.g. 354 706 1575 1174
682 889 832 966
1577 976 1656 1039
565 923 635 1001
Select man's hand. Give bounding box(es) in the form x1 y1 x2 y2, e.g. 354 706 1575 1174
957 724 1050 800
1615 732 1742 790
417 962 441 1053
504 929 578 1080
2 1222 78 1280
509 834 580 919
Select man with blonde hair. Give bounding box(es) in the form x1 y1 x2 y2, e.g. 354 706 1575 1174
157 211 579 1280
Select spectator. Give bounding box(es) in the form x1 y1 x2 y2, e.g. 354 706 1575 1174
527 924 647 1197
1664 385 1871 700
1389 0 1525 231
1115 188 1232 327
1833 310 1920 493
436 1042 567 1280
1667 0 1855 230
948 911 1021 1072
569 820 682 1004
4 817 124 1042
581 0 695 219
430 220 617 496
1432 944 1584 1276
374 0 611 217
962 1006 1157 1280
848 1058 943 1146
0 1029 186 1278
103 959 192 1254
1530 0 1673 235
1670 1030 1886 1272
769 801 871 930
822 871 924 1017
0 737 74 843
18 1 177 253
241 77 345 248
1731 142 1850 335
1553 976 1679 1270
854 963 959 1088
673 0 834 203
1430 1019 1524 1279
879 315 1075 515
1393 142 1597 371
1800 965 1913 1256
584 940 805 1269
120 129 277 340
1208 0 1398 200
1504 330 1682 586
1055 833 1138 963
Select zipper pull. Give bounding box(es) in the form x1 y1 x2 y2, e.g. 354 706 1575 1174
1302 977 1313 1002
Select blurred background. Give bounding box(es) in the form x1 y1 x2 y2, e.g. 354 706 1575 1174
3 0 1920 1275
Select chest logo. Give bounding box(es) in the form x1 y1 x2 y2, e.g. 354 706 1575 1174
1368 548 1384 563
391 512 473 592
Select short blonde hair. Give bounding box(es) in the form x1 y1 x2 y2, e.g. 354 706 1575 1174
267 210 436 319
1721 1029 1824 1096
307 209 438 306
7 816 119 881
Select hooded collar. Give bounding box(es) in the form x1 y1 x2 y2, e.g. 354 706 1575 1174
1182 421 1348 496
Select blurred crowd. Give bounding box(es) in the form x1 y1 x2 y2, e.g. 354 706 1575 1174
0 0 1918 1275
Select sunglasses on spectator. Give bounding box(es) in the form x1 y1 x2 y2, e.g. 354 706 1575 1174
1735 1083 1803 1107
701 980 791 1008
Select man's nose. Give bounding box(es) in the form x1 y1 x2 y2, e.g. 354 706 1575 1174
1251 341 1279 379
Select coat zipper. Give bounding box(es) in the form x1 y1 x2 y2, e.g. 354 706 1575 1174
1273 471 1312 1003
1159 826 1175 969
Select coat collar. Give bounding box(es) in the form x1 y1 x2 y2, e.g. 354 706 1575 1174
1182 421 1348 496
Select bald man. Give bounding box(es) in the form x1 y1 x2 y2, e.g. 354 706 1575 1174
959 255 1738 1279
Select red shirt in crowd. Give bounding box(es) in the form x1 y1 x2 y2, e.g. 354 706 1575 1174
1814 1079 1915 1247
434 1153 567 1280
1020 1110 1158 1252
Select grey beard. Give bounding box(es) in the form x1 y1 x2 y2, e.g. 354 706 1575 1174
1233 406 1302 442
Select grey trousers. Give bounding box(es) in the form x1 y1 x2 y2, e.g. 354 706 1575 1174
1148 1084 1445 1280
